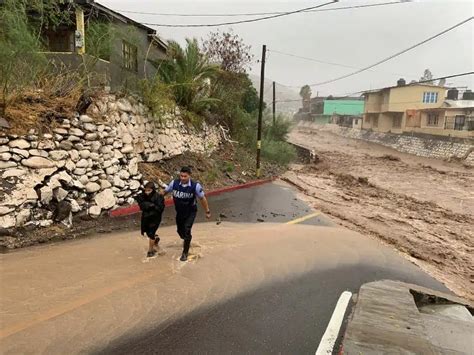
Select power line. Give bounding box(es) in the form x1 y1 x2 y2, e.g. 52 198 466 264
137 1 338 27
268 49 419 78
113 1 405 18
299 17 473 88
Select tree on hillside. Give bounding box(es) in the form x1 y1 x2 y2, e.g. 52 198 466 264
202 30 253 73
420 69 434 84
151 38 220 112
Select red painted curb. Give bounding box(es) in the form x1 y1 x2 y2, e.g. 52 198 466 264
109 177 275 218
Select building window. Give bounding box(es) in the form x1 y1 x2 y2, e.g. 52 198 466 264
427 113 439 126
393 116 402 128
373 117 379 128
122 41 138 72
423 92 438 104
454 115 466 131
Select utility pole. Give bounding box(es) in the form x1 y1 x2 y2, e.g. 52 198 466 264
272 81 276 125
256 45 266 178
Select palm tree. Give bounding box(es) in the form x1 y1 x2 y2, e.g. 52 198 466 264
151 38 220 112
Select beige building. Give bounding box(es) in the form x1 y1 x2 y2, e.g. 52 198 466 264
362 82 473 138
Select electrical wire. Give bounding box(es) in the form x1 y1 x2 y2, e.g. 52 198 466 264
136 1 337 28
113 1 405 18
299 17 473 88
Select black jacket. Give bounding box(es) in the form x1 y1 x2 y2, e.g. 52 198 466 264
135 191 165 221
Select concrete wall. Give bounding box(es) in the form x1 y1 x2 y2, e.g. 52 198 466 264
297 122 474 165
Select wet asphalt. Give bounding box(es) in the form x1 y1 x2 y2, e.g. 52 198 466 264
97 182 449 355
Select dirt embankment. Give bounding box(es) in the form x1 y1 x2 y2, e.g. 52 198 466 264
285 129 474 300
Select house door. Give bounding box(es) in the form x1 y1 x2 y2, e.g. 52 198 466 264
454 115 465 130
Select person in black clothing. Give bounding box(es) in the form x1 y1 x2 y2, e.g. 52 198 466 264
135 181 165 258
162 166 211 261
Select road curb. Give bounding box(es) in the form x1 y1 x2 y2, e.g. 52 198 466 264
109 177 276 217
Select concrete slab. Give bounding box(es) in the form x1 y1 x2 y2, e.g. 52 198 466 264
342 280 474 355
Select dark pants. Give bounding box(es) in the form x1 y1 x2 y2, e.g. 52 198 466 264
176 210 196 254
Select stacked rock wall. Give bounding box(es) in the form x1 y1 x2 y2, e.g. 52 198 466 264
0 95 222 229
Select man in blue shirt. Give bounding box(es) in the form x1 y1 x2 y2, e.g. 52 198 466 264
162 166 211 261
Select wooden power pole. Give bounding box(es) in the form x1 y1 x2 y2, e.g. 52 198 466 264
272 81 276 125
256 45 266 178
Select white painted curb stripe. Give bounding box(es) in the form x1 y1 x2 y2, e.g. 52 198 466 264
316 291 352 355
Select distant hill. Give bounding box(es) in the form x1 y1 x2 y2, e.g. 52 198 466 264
249 74 301 116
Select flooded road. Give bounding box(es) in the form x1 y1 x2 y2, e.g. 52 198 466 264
0 183 448 354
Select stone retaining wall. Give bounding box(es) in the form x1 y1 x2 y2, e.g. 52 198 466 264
0 95 222 230
298 122 474 165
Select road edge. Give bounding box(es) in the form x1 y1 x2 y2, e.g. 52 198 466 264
109 177 276 217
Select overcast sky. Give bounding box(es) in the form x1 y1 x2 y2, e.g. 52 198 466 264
100 0 473 95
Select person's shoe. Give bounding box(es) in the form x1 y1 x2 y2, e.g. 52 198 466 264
180 253 188 262
147 250 156 258
154 236 160 246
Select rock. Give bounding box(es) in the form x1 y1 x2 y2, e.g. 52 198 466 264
80 115 94 123
117 99 132 112
76 159 89 168
105 165 119 175
0 207 14 216
2 168 26 179
10 154 22 162
113 176 125 188
85 182 101 193
8 139 30 149
121 145 133 154
55 187 69 201
37 140 55 150
53 128 68 135
122 133 133 144
69 150 80 162
146 152 163 162
70 199 81 213
16 209 31 227
94 189 115 210
88 205 101 218
54 134 64 141
90 141 101 152
114 150 124 159
0 214 16 229
100 179 112 190
79 175 89 185
129 180 140 191
22 157 55 169
56 171 73 185
58 141 73 151
29 149 49 157
49 150 68 161
68 135 81 142
0 146 9 153
73 168 87 175
83 123 97 132
73 180 84 189
85 133 98 141
128 158 139 175
40 186 53 205
11 148 29 158
90 153 100 161
103 160 113 169
0 152 11 161
113 141 123 149
79 150 91 159
69 128 85 137
118 170 130 180
39 220 53 227
65 160 76 172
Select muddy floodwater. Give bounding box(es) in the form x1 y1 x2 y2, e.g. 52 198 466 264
287 127 474 300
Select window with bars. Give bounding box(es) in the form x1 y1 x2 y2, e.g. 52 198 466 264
427 113 439 126
422 92 439 104
122 41 138 72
